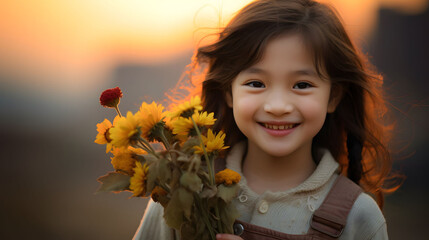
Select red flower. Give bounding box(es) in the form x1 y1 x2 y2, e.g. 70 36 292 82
100 87 123 108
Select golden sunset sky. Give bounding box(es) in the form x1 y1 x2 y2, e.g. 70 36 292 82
0 0 426 93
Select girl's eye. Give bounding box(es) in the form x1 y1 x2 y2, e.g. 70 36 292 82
245 81 265 88
293 82 312 89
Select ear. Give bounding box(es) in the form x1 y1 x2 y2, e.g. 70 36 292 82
225 91 233 108
327 85 343 113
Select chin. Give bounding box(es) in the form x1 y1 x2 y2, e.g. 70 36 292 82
260 146 297 159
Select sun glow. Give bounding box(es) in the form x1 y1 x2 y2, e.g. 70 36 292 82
0 0 426 91
0 0 252 90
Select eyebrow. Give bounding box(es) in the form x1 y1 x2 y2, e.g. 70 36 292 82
243 67 318 77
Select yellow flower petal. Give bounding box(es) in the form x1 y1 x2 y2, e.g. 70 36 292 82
194 129 229 154
95 119 112 145
111 146 146 175
136 102 166 141
110 112 141 148
172 111 216 139
129 161 149 197
168 96 203 119
95 118 116 153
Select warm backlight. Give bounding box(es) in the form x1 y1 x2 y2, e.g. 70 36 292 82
0 0 426 91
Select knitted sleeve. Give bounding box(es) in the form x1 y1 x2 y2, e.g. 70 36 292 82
340 193 388 240
133 199 176 240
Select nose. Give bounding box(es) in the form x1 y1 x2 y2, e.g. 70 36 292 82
263 90 294 116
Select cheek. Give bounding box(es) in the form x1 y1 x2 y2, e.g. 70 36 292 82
301 98 328 127
233 96 255 120
232 93 260 132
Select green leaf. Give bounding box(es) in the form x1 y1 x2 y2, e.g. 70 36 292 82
199 185 217 198
190 154 201 171
178 188 194 220
163 188 194 229
180 221 197 240
181 137 200 152
164 189 185 229
216 184 239 203
142 153 158 164
180 172 202 192
196 220 210 240
170 167 181 189
146 163 157 194
157 157 171 183
177 155 191 163
95 172 130 194
219 201 240 234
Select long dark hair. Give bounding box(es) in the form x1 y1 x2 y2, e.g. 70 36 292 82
174 0 399 208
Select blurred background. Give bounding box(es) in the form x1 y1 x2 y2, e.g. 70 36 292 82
1 0 428 239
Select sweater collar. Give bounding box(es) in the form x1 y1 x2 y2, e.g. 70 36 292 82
225 142 340 197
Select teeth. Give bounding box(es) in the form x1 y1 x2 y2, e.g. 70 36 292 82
263 123 295 130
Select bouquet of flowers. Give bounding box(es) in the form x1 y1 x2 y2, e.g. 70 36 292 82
95 87 241 240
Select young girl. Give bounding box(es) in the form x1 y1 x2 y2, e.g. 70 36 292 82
134 0 397 239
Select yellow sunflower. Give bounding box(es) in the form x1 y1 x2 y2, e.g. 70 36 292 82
168 96 203 119
110 112 141 148
111 146 146 175
136 102 166 141
172 111 216 138
194 129 229 154
95 116 121 153
215 169 241 186
129 161 149 197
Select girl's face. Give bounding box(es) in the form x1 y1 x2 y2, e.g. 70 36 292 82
227 33 338 158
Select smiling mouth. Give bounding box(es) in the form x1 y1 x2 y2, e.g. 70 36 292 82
260 123 299 130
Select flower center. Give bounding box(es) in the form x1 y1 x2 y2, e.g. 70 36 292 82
104 127 112 142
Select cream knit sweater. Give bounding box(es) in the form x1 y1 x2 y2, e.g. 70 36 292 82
133 142 388 240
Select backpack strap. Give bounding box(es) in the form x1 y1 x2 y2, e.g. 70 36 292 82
309 175 362 239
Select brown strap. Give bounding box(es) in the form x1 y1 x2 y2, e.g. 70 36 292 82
235 220 313 240
215 157 362 239
309 175 362 239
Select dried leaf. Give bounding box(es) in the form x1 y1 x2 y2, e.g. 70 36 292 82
156 193 170 208
157 157 171 183
197 171 210 183
216 184 239 203
164 189 185 229
95 172 130 194
177 155 190 162
199 185 217 198
180 172 202 192
190 154 201 171
181 137 200 152
180 221 197 240
146 163 157 194
178 188 194 220
219 201 240 234
196 220 210 240
163 188 194 229
170 167 181 189
142 153 158 163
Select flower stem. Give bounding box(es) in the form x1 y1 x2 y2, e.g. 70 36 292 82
190 118 214 185
114 105 122 117
138 138 156 155
190 117 223 233
160 130 171 150
194 193 216 240
215 206 224 233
